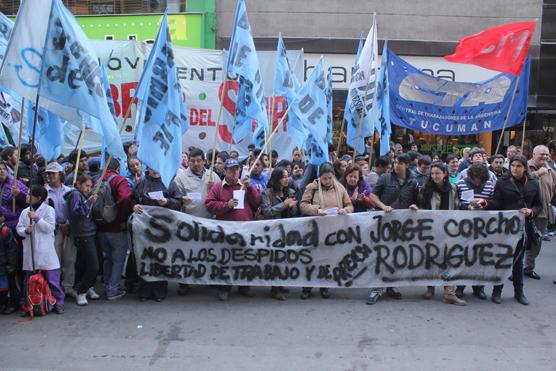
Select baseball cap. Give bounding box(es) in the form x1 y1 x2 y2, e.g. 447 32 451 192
224 158 240 169
45 162 64 173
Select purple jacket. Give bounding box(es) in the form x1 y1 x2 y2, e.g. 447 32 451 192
0 177 29 228
343 179 373 213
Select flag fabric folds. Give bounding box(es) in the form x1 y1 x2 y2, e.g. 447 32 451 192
291 57 328 167
444 22 536 76
273 33 305 149
346 17 379 155
226 0 268 148
388 49 530 135
325 67 333 144
0 0 126 162
134 13 189 187
342 33 364 151
27 104 64 161
0 12 13 64
377 41 391 156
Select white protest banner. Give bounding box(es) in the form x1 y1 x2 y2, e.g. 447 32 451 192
132 207 524 288
58 41 303 156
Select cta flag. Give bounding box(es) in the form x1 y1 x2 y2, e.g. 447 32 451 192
0 12 13 64
325 67 333 144
226 0 268 147
0 0 126 162
388 49 529 135
377 41 391 156
291 57 328 167
274 33 305 149
346 17 379 155
444 22 536 76
135 13 188 187
27 104 64 161
342 32 364 151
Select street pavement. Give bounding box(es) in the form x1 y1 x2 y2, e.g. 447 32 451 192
1 238 555 371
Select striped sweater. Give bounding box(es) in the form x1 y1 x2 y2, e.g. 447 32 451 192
455 177 495 210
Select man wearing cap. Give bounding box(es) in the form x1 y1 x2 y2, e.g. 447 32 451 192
205 158 262 301
172 147 219 296
45 162 78 298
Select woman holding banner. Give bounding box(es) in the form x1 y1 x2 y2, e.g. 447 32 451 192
300 162 353 299
261 166 300 301
417 162 467 306
132 168 181 302
487 156 542 305
341 164 388 213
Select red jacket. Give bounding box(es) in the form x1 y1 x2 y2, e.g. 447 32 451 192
97 169 133 232
205 180 261 221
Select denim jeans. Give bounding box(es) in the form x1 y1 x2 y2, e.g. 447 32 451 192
97 232 128 297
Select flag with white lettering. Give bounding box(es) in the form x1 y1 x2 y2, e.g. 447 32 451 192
273 33 305 148
0 12 13 64
346 17 379 155
388 49 529 135
134 13 188 187
226 0 268 148
0 0 126 162
291 57 328 167
377 41 391 156
325 67 333 144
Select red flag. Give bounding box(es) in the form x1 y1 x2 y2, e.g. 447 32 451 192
444 22 536 76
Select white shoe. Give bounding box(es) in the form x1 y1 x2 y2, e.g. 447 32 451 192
87 287 100 300
76 293 88 306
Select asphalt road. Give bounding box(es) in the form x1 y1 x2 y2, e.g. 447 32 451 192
1 238 555 371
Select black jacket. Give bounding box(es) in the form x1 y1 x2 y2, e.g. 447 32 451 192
132 175 181 211
488 174 542 216
373 170 418 209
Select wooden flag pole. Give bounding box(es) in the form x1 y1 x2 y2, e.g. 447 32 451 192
494 74 521 156
520 119 527 153
72 122 86 187
336 117 345 155
208 70 229 182
12 98 25 213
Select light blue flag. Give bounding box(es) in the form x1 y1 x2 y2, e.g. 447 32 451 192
346 20 379 155
273 33 305 149
0 0 126 163
226 0 268 148
0 12 13 64
377 41 391 156
291 57 329 167
134 13 188 187
342 33 364 151
27 104 64 161
325 67 333 144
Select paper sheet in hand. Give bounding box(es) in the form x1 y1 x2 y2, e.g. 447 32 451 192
325 207 339 215
148 191 164 200
233 190 245 209
461 190 474 202
188 192 202 201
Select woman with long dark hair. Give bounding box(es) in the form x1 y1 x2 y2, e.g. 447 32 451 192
261 166 299 300
417 162 467 305
340 163 388 212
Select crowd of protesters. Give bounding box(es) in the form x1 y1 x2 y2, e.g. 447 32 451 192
0 139 555 317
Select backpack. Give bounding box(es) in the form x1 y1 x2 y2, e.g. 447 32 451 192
92 174 118 225
21 271 56 319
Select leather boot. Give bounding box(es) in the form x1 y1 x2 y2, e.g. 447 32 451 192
423 286 435 299
514 288 529 305
455 286 464 298
491 285 503 304
472 286 487 300
443 286 466 306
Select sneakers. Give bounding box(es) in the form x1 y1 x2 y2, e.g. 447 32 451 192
386 287 402 299
106 290 126 301
217 290 229 301
76 293 88 306
366 290 381 305
525 271 541 280
300 288 312 300
87 287 100 300
319 288 331 299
